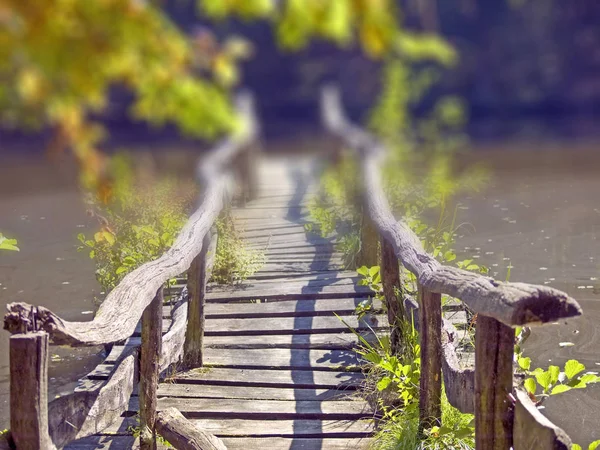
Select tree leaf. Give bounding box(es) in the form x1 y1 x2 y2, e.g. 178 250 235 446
518 356 531 371
564 359 586 380
524 378 536 395
369 266 380 277
550 384 571 395
376 376 392 391
548 365 560 385
535 370 552 391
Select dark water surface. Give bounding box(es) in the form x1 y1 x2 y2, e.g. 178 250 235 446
454 144 600 445
1 142 599 445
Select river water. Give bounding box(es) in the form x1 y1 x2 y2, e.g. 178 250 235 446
0 139 599 445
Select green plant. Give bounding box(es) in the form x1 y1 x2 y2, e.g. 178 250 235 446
0 233 19 251
127 416 172 447
340 312 474 450
572 440 600 450
355 265 383 318
211 213 264 284
371 392 475 450
77 158 191 292
514 326 600 402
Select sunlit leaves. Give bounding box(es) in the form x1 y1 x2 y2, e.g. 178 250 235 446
396 33 457 66
0 233 19 252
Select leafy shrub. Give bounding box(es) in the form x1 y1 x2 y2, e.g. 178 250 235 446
78 154 264 296
211 212 264 284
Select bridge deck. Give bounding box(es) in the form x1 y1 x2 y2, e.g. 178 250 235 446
66 157 382 449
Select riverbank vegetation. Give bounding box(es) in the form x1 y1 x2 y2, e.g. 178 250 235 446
77 153 263 299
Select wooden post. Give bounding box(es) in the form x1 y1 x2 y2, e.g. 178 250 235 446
418 285 442 433
475 315 514 450
358 209 378 268
10 331 55 449
380 236 405 353
183 229 215 368
139 288 163 450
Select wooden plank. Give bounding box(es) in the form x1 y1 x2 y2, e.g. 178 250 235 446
203 332 380 350
123 398 371 421
203 314 388 336
203 298 382 318
202 348 363 370
251 262 346 273
10 331 56 450
188 418 373 438
155 407 227 450
440 319 475 414
221 437 371 450
157 384 357 401
513 389 572 450
85 417 373 438
206 281 370 303
171 367 364 389
475 315 514 450
48 352 137 448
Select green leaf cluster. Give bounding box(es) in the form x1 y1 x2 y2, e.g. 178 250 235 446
0 233 19 251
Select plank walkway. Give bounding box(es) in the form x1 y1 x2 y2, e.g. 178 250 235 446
64 157 475 449
66 157 381 449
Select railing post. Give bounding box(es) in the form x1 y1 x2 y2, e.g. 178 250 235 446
10 331 55 449
183 228 216 368
418 285 442 433
358 208 378 268
139 287 163 450
380 236 405 353
475 315 514 450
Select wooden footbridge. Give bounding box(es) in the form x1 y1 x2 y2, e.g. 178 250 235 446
2 89 584 450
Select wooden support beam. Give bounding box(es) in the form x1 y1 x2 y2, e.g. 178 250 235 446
155 407 227 450
475 315 514 450
183 229 216 368
418 286 442 432
139 288 163 450
380 236 405 352
10 331 56 449
358 209 378 268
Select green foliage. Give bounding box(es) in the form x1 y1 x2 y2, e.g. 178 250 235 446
515 326 600 401
572 441 600 450
211 213 264 284
78 159 192 292
0 232 19 251
339 313 474 449
521 359 600 398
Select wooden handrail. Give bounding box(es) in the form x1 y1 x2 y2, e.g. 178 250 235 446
320 85 581 327
3 91 258 347
320 85 579 449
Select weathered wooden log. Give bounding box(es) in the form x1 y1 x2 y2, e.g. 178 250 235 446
441 319 475 414
155 407 228 450
183 227 218 368
3 92 258 346
475 315 514 450
48 351 137 447
513 389 572 450
380 236 404 352
358 209 378 268
160 288 189 373
10 331 56 450
140 289 163 450
320 85 582 327
418 286 442 432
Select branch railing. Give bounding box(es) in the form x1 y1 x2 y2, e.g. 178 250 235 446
2 91 259 450
320 85 582 450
